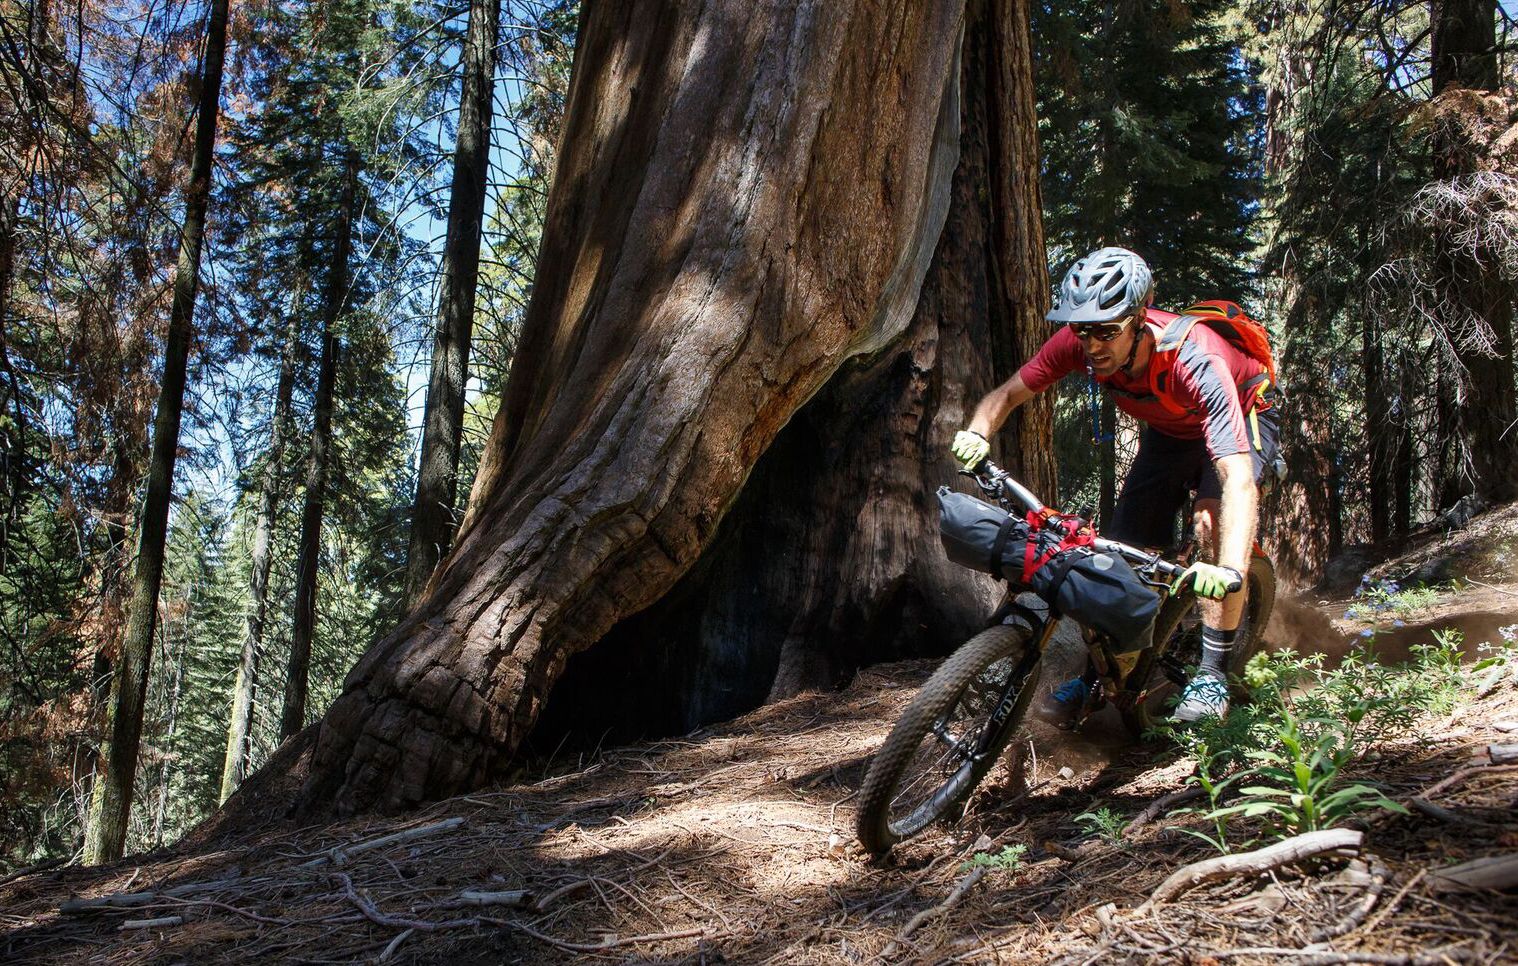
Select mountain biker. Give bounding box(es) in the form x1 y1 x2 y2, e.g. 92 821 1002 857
950 246 1280 724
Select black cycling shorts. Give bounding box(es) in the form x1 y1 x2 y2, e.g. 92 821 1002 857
1105 405 1281 550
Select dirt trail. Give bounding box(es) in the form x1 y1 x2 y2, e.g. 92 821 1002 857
5 538 1518 963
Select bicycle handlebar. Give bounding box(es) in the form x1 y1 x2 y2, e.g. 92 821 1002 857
972 458 1191 584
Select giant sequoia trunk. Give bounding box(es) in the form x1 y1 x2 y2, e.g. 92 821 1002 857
530 0 1053 746
297 0 1044 816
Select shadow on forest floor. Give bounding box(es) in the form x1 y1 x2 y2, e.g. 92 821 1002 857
4 629 1518 964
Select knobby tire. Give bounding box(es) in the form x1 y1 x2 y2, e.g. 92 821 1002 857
855 622 1038 855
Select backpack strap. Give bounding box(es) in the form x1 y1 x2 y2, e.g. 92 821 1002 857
1155 313 1203 353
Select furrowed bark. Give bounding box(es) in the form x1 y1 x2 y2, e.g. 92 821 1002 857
83 0 229 864
405 0 502 604
300 0 968 815
1430 0 1516 505
529 0 1053 739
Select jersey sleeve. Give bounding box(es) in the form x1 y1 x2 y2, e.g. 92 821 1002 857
1170 337 1253 460
1017 326 1084 393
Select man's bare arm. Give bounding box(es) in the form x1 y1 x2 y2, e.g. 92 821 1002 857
968 373 1037 438
1213 452 1257 574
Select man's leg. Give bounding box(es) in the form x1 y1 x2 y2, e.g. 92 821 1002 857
1191 498 1248 632
1175 408 1279 721
1035 429 1197 727
1180 498 1249 710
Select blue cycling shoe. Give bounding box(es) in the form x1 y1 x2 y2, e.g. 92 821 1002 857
1034 676 1090 729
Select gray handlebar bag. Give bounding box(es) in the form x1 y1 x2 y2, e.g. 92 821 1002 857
937 488 1158 653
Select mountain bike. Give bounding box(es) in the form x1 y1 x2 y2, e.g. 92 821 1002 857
854 459 1276 855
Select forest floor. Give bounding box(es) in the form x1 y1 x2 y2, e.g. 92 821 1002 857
5 517 1518 964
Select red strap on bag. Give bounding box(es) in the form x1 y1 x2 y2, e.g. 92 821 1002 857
1020 512 1095 583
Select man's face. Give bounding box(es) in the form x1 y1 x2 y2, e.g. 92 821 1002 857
1070 314 1140 377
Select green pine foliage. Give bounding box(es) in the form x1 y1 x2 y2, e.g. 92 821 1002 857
1034 0 1263 513
1037 0 1260 302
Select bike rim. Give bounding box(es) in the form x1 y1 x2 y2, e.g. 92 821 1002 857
884 654 1027 838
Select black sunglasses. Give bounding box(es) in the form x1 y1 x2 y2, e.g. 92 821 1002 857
1068 317 1134 342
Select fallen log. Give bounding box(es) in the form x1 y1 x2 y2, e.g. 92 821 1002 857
1487 744 1518 765
120 916 183 930
1429 853 1518 893
1140 828 1363 909
454 889 535 908
298 816 466 869
61 892 158 914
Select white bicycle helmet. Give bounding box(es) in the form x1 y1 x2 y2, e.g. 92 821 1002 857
1046 247 1154 324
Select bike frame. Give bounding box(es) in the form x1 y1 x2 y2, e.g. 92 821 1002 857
966 458 1226 727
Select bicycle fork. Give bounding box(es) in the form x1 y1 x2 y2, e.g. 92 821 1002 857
966 615 1058 762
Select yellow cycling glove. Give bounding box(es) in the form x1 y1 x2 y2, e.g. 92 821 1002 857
1175 561 1242 600
950 430 990 469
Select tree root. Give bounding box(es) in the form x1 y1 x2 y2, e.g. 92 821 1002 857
880 865 987 959
1124 786 1205 838
1430 852 1518 893
1140 829 1363 910
1307 857 1387 944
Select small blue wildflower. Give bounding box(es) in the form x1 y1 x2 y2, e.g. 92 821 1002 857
1393 619 1406 628
1360 628 1376 638
1345 606 1360 619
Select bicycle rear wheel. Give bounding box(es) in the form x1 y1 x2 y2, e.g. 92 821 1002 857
855 622 1039 855
1124 553 1276 735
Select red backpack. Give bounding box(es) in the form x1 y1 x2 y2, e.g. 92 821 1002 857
1148 300 1277 414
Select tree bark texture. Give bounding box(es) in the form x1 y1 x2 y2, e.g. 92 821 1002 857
301 0 967 815
1263 291 1342 579
220 299 304 802
280 159 356 741
83 0 228 864
531 0 1053 742
405 0 502 605
986 0 1054 496
1362 307 1390 543
1430 0 1516 504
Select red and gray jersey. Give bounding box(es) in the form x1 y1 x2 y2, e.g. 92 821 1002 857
1018 308 1272 460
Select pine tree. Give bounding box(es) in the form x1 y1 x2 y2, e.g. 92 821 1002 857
84 0 230 865
1035 0 1262 520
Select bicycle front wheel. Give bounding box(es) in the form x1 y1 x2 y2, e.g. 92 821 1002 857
855 622 1039 855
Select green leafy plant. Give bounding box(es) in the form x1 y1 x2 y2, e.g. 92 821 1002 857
1162 642 1456 852
1344 577 1453 623
1471 624 1516 693
960 843 1027 874
1203 705 1407 839
1073 806 1127 844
